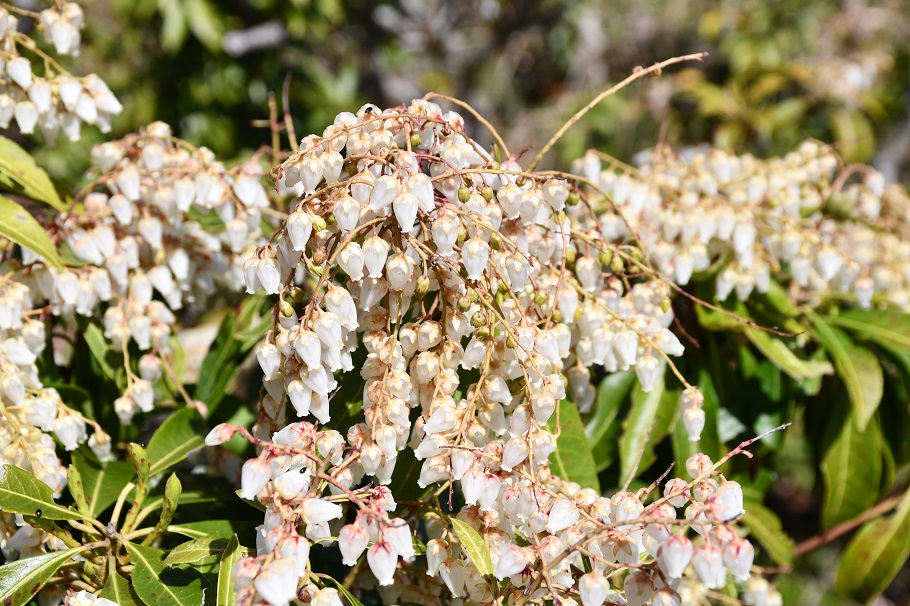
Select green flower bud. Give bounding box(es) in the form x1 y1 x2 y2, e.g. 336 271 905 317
458 186 471 204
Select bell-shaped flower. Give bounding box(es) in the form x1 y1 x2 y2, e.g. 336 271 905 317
367 541 398 586
339 523 369 566
657 534 693 579
253 557 299 606
578 572 610 606
301 498 343 525
693 544 726 589
240 457 271 500
461 238 490 281
723 536 754 582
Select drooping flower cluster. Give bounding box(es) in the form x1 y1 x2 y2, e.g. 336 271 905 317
574 140 910 310
217 99 765 606
0 121 274 562
0 2 121 141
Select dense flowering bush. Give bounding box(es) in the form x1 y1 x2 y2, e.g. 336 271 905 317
1 3 910 606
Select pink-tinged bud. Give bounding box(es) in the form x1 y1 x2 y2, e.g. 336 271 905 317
240 457 271 500
578 572 610 606
461 238 490 281
339 523 369 566
451 450 473 481
367 541 398 586
278 534 311 576
651 589 682 606
723 536 754 582
545 499 579 534
256 343 282 381
686 453 713 479
301 498 343 524
425 539 448 576
657 534 693 579
624 570 654 606
610 492 644 524
501 436 529 472
385 518 415 560
709 480 745 521
205 423 236 446
663 478 689 508
682 406 706 441
693 544 726 589
253 557 299 606
495 545 529 580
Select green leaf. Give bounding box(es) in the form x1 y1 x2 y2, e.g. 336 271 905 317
123 541 206 606
672 369 722 468
821 416 883 529
217 535 241 606
143 473 181 545
0 464 83 520
72 452 135 518
745 328 833 381
835 491 910 601
165 536 244 566
0 546 84 606
546 398 600 491
185 0 224 51
585 371 635 472
0 196 64 271
619 364 677 485
146 408 206 475
827 309 910 353
810 314 883 430
0 136 66 211
450 518 493 577
83 322 126 388
99 566 143 606
741 499 794 567
322 574 366 606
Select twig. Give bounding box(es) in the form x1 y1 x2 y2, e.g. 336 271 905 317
424 92 510 159
793 491 906 557
282 73 298 152
528 53 708 171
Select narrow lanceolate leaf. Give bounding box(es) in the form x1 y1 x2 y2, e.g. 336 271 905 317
0 195 64 270
164 536 246 566
72 452 135 518
810 314 883 430
835 490 910 601
821 417 883 529
745 328 833 381
216 535 241 606
322 574 367 606
741 500 795 567
828 309 910 353
546 398 601 492
146 408 206 475
123 541 205 606
0 465 83 520
0 547 84 606
99 566 143 606
586 371 635 473
0 136 66 211
619 363 677 485
450 518 493 577
167 520 246 540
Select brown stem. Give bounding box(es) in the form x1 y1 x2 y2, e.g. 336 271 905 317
793 492 906 557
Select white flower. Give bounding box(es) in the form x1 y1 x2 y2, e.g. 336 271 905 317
461 238 490 281
392 192 419 232
6 57 33 89
253 557 299 606
240 457 271 500
367 541 398 586
657 534 693 579
723 537 754 582
339 523 369 566
693 544 726 589
578 572 610 606
495 545 529 580
300 498 343 524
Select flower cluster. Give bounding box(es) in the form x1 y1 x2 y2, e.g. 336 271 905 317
217 99 765 606
0 121 273 563
575 140 910 310
0 2 121 141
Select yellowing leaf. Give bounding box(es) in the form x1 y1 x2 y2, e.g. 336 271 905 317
0 196 64 271
0 136 66 211
450 518 493 577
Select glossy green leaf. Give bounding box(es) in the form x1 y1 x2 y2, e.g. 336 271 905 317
323 574 366 606
72 452 135 518
165 536 242 566
0 195 64 270
546 398 601 491
810 314 883 430
83 322 126 388
821 416 883 529
828 309 910 353
450 518 493 577
123 541 206 606
835 490 910 601
0 464 83 520
0 546 84 606
741 499 794 567
167 520 248 540
745 328 833 381
0 137 66 211
585 371 635 472
146 408 206 475
99 566 143 606
186 0 224 51
217 535 241 606
143 473 181 545
619 364 677 485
